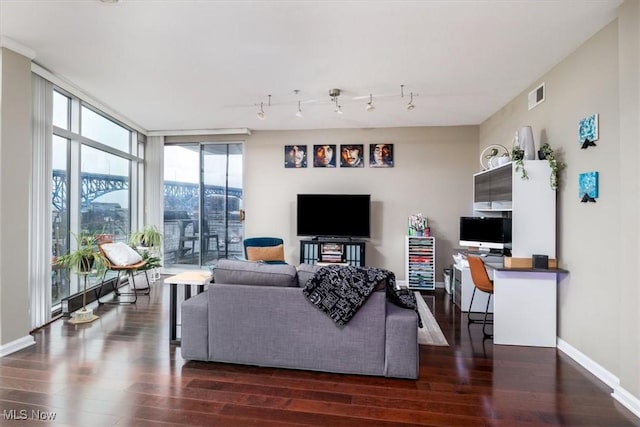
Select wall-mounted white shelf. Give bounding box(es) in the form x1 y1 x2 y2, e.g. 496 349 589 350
473 160 556 258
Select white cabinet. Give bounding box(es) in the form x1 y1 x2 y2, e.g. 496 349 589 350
473 161 556 259
492 269 558 347
453 264 494 313
405 236 435 290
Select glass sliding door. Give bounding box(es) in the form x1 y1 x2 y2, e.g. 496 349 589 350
202 143 244 264
163 142 243 268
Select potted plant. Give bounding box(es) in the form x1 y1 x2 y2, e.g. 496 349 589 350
55 231 109 324
511 146 528 180
129 225 163 249
538 142 565 190
55 231 108 276
129 225 163 281
138 251 162 271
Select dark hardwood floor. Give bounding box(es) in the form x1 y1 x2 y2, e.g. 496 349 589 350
1 279 638 426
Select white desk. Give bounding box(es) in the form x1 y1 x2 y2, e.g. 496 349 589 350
453 264 494 313
164 271 211 345
485 263 565 347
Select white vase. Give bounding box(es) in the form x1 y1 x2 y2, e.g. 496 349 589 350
519 126 536 160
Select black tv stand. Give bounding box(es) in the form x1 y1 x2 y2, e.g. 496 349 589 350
300 238 365 266
311 236 362 242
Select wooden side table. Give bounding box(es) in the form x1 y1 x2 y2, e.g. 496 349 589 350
164 271 212 345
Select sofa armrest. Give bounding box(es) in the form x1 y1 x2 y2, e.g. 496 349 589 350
385 302 419 379
181 291 209 360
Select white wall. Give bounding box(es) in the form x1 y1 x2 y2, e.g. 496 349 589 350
480 7 640 405
616 0 640 403
242 126 478 280
0 48 32 346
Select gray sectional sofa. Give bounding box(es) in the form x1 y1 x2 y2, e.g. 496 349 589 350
180 260 419 379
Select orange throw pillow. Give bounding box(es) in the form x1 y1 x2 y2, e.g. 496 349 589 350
246 244 285 262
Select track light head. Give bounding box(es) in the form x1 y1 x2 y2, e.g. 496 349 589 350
296 100 303 117
366 94 375 111
257 102 265 119
407 92 415 111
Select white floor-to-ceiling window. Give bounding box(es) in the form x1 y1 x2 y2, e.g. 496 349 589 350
51 88 143 312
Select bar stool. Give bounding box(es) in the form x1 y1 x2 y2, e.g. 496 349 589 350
467 256 494 338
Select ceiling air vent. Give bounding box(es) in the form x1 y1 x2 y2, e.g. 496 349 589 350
528 82 545 110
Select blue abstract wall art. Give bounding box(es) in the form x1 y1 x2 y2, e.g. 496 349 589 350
579 171 599 203
578 113 598 149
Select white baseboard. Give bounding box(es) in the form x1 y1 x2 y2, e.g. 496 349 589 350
557 338 619 389
612 386 640 419
0 335 35 357
558 338 640 419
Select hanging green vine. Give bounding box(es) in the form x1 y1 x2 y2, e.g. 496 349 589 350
511 146 528 180
539 142 565 191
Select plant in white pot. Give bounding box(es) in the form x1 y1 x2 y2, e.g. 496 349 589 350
55 232 109 324
129 225 163 281
129 225 163 249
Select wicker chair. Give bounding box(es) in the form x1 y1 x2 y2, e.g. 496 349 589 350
96 240 149 305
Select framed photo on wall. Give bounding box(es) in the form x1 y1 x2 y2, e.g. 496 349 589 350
284 145 307 168
313 144 337 167
340 144 364 168
369 143 394 167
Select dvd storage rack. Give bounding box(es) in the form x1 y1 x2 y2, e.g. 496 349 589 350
405 236 436 290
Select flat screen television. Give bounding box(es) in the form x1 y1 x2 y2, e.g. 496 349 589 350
297 194 371 238
459 216 512 250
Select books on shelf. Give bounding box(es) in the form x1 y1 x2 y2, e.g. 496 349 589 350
321 243 343 254
320 242 345 263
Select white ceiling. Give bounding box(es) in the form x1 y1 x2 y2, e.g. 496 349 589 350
0 0 622 133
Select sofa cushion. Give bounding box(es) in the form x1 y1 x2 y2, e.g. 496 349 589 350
246 244 285 262
213 259 297 287
297 263 323 287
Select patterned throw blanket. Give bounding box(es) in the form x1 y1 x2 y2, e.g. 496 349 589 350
302 265 422 327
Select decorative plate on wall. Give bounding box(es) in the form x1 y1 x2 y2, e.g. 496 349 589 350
480 144 510 170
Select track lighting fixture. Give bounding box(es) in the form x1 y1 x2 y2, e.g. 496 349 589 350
365 94 375 112
296 100 303 117
250 86 421 120
407 92 415 111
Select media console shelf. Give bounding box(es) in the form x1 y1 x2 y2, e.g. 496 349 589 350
299 239 365 267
